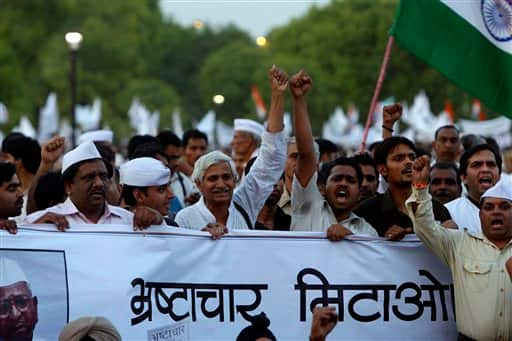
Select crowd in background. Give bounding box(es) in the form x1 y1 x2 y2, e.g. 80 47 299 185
0 65 510 340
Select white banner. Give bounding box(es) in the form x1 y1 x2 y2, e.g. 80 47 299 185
0 226 457 340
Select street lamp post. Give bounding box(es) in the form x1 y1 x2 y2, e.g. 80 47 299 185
65 32 83 148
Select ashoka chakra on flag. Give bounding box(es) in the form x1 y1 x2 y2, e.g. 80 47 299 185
482 0 512 42
391 0 512 118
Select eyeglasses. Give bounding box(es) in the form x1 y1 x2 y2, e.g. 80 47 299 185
0 295 33 316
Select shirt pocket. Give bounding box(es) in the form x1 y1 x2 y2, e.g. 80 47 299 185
462 260 492 292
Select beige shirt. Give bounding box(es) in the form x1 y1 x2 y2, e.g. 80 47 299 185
406 187 512 340
290 172 377 236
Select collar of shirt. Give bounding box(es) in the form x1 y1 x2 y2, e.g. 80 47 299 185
321 199 361 226
194 196 235 225
338 211 363 226
278 187 291 208
57 198 124 223
467 229 512 249
465 194 480 209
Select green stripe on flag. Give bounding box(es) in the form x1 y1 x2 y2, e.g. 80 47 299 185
391 0 512 118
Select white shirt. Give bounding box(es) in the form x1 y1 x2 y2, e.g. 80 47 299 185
176 130 286 230
445 195 481 233
406 187 511 340
24 198 134 228
170 171 198 207
290 172 377 236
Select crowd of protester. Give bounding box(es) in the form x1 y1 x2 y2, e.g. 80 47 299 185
0 65 510 340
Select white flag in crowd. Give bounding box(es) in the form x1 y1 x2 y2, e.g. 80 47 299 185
0 102 8 124
37 92 59 143
76 98 101 131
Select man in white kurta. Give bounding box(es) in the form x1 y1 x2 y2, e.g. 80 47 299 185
291 172 377 236
175 129 286 230
445 144 501 233
176 65 288 232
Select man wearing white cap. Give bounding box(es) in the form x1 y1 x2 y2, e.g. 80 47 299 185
120 157 176 226
0 257 38 341
24 142 162 230
406 155 512 340
176 65 288 236
232 118 264 164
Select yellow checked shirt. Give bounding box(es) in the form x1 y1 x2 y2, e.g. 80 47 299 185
406 187 512 340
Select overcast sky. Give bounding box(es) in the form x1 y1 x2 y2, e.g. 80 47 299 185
159 0 330 37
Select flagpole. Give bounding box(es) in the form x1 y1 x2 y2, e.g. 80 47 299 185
359 35 395 152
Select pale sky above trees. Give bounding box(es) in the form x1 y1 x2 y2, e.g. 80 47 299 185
159 0 330 37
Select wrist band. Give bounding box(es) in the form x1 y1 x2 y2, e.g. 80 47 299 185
382 125 394 132
413 183 428 189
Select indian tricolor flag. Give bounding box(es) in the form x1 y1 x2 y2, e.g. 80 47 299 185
391 0 512 117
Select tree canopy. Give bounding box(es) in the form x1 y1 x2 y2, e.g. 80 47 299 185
0 0 482 139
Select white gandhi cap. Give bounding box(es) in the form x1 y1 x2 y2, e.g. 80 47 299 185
0 257 28 287
62 141 102 174
119 157 170 187
481 179 512 203
233 118 265 136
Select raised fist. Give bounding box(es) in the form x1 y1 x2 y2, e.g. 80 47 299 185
412 155 430 186
382 103 402 129
268 64 288 94
42 136 65 164
289 70 312 98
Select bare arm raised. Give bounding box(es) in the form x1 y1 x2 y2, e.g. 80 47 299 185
290 70 315 187
27 136 65 214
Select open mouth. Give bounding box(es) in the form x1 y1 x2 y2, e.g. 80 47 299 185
491 218 504 228
336 190 348 199
479 176 493 187
402 168 412 175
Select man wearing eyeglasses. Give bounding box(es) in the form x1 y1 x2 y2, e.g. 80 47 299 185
0 258 38 341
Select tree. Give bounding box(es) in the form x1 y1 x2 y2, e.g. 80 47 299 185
198 41 267 123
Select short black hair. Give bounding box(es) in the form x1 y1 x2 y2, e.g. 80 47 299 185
1 132 24 151
157 130 181 148
34 171 66 210
352 153 378 180
318 156 363 186
182 129 208 148
373 136 416 166
483 136 500 155
315 138 338 157
434 125 460 140
460 134 486 152
94 142 115 165
431 162 462 187
131 142 167 162
367 141 382 154
0 162 17 186
121 184 147 206
459 143 502 176
2 135 41 174
93 142 114 178
127 135 158 160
